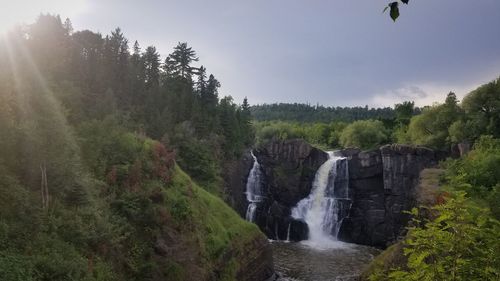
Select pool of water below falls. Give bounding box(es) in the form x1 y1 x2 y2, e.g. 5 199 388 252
272 240 380 281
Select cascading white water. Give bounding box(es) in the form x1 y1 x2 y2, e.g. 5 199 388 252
291 151 350 249
245 151 264 222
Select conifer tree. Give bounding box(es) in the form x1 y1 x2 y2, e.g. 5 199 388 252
164 42 198 80
143 46 160 89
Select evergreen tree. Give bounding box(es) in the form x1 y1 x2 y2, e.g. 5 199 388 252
240 97 254 145
63 18 73 36
129 40 146 107
143 46 160 90
219 96 242 157
205 74 220 108
101 28 129 108
197 65 207 94
164 42 199 80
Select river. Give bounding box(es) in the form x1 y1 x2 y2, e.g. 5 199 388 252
272 240 380 281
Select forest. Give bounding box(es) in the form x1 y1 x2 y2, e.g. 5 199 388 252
0 15 258 281
0 13 499 281
251 103 403 123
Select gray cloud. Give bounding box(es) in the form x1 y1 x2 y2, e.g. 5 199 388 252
69 0 500 106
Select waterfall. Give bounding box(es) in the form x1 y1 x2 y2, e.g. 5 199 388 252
245 151 264 222
291 151 350 248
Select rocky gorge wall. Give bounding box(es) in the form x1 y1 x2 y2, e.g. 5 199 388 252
224 139 327 241
224 139 442 248
338 145 440 247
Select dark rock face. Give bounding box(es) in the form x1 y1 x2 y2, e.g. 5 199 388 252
224 139 326 241
337 148 387 246
381 144 438 242
255 139 327 240
338 144 439 247
225 141 440 248
223 150 255 217
256 139 328 207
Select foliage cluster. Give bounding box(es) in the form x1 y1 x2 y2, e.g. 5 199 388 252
253 101 417 150
254 120 347 149
397 80 500 150
254 118 392 150
369 136 500 281
370 192 500 281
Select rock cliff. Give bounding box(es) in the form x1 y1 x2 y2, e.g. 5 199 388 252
338 144 440 247
224 139 327 241
226 140 441 248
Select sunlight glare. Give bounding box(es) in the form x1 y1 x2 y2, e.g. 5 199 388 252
0 0 88 35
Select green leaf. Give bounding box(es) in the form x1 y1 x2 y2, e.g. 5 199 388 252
389 2 400 21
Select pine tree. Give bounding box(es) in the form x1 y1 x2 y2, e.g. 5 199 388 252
63 18 73 36
197 65 207 94
143 46 160 89
240 97 254 145
102 28 129 108
206 74 220 107
129 40 146 107
164 42 198 80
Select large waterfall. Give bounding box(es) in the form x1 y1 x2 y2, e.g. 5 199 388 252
245 151 264 222
291 151 350 248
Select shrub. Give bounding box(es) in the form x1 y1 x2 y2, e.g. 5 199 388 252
339 120 388 150
382 193 500 281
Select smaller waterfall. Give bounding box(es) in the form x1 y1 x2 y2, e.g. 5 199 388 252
245 151 264 222
291 151 350 249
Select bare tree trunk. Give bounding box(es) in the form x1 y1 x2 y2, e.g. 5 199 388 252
40 162 49 209
40 164 45 208
44 164 49 209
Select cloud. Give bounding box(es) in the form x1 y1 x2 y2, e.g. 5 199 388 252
371 82 483 108
372 85 429 107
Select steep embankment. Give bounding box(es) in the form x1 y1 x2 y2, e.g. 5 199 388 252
162 166 274 281
0 107 274 281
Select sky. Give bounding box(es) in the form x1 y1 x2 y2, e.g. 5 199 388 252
1 0 500 107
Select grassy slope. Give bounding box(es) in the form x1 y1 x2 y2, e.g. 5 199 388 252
163 165 266 280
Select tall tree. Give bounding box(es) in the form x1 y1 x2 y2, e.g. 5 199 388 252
239 97 254 145
27 14 70 78
394 101 415 126
196 65 207 94
164 42 199 80
143 46 160 90
129 41 146 107
102 28 129 107
459 78 500 139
